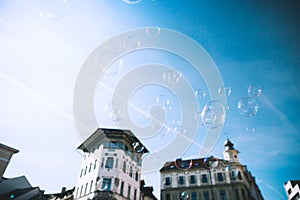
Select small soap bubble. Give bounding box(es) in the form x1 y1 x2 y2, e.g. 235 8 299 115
37 0 68 20
123 36 141 50
195 89 206 99
132 142 144 153
95 50 116 70
146 26 161 37
248 85 262 97
175 159 193 170
237 97 258 117
172 126 186 135
122 0 142 4
246 127 255 132
104 100 125 121
180 191 190 200
105 58 123 75
172 120 180 125
218 86 231 97
162 70 182 84
201 101 226 129
156 95 170 110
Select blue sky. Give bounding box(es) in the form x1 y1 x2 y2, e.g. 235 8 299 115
0 0 299 199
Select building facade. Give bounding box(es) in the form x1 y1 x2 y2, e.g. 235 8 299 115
160 139 264 200
284 180 300 200
74 128 149 200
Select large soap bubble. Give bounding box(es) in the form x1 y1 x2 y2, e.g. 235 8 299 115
237 97 259 117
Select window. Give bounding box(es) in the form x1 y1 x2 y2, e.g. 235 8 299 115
128 185 131 199
101 157 104 168
241 189 246 199
123 161 127 173
116 142 125 149
201 174 208 183
109 142 117 148
235 189 240 200
219 190 226 200
288 188 292 195
80 185 83 197
217 172 224 182
129 166 133 177
89 163 92 172
191 192 197 200
133 189 137 200
203 191 210 200
84 166 87 175
166 193 171 200
80 169 83 178
120 181 124 195
84 182 88 195
178 176 185 185
135 171 139 182
90 180 93 192
105 157 114 169
94 160 97 169
190 175 196 184
115 158 119 168
102 179 112 191
238 171 242 180
75 187 79 198
165 177 171 185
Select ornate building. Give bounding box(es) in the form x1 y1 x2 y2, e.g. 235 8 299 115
160 139 264 200
74 128 151 200
284 180 300 200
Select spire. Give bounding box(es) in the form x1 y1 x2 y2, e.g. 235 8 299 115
224 138 235 150
223 138 240 162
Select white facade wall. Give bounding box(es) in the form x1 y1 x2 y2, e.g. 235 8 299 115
284 181 300 200
74 143 142 200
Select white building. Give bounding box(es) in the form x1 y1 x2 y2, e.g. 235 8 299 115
160 139 264 200
74 128 149 200
284 180 300 200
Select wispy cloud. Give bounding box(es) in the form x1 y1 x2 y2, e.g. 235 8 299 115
0 71 74 121
260 95 297 133
257 179 285 199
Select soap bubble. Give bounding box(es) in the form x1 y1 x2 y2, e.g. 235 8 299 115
132 142 144 153
218 86 231 97
237 97 258 117
246 127 255 132
175 159 193 170
162 70 182 84
195 89 206 99
122 0 142 4
172 126 186 135
105 58 123 75
201 101 226 129
248 85 262 97
146 26 161 37
123 36 141 50
180 191 189 200
104 100 125 121
156 95 170 110
37 0 68 20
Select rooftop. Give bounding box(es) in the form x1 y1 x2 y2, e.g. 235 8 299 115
77 128 149 153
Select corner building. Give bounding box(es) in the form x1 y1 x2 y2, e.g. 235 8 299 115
160 139 264 200
74 128 149 200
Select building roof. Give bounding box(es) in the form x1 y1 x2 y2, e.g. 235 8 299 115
0 143 19 154
77 128 149 153
0 187 45 200
285 180 300 187
160 156 230 172
140 180 158 200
